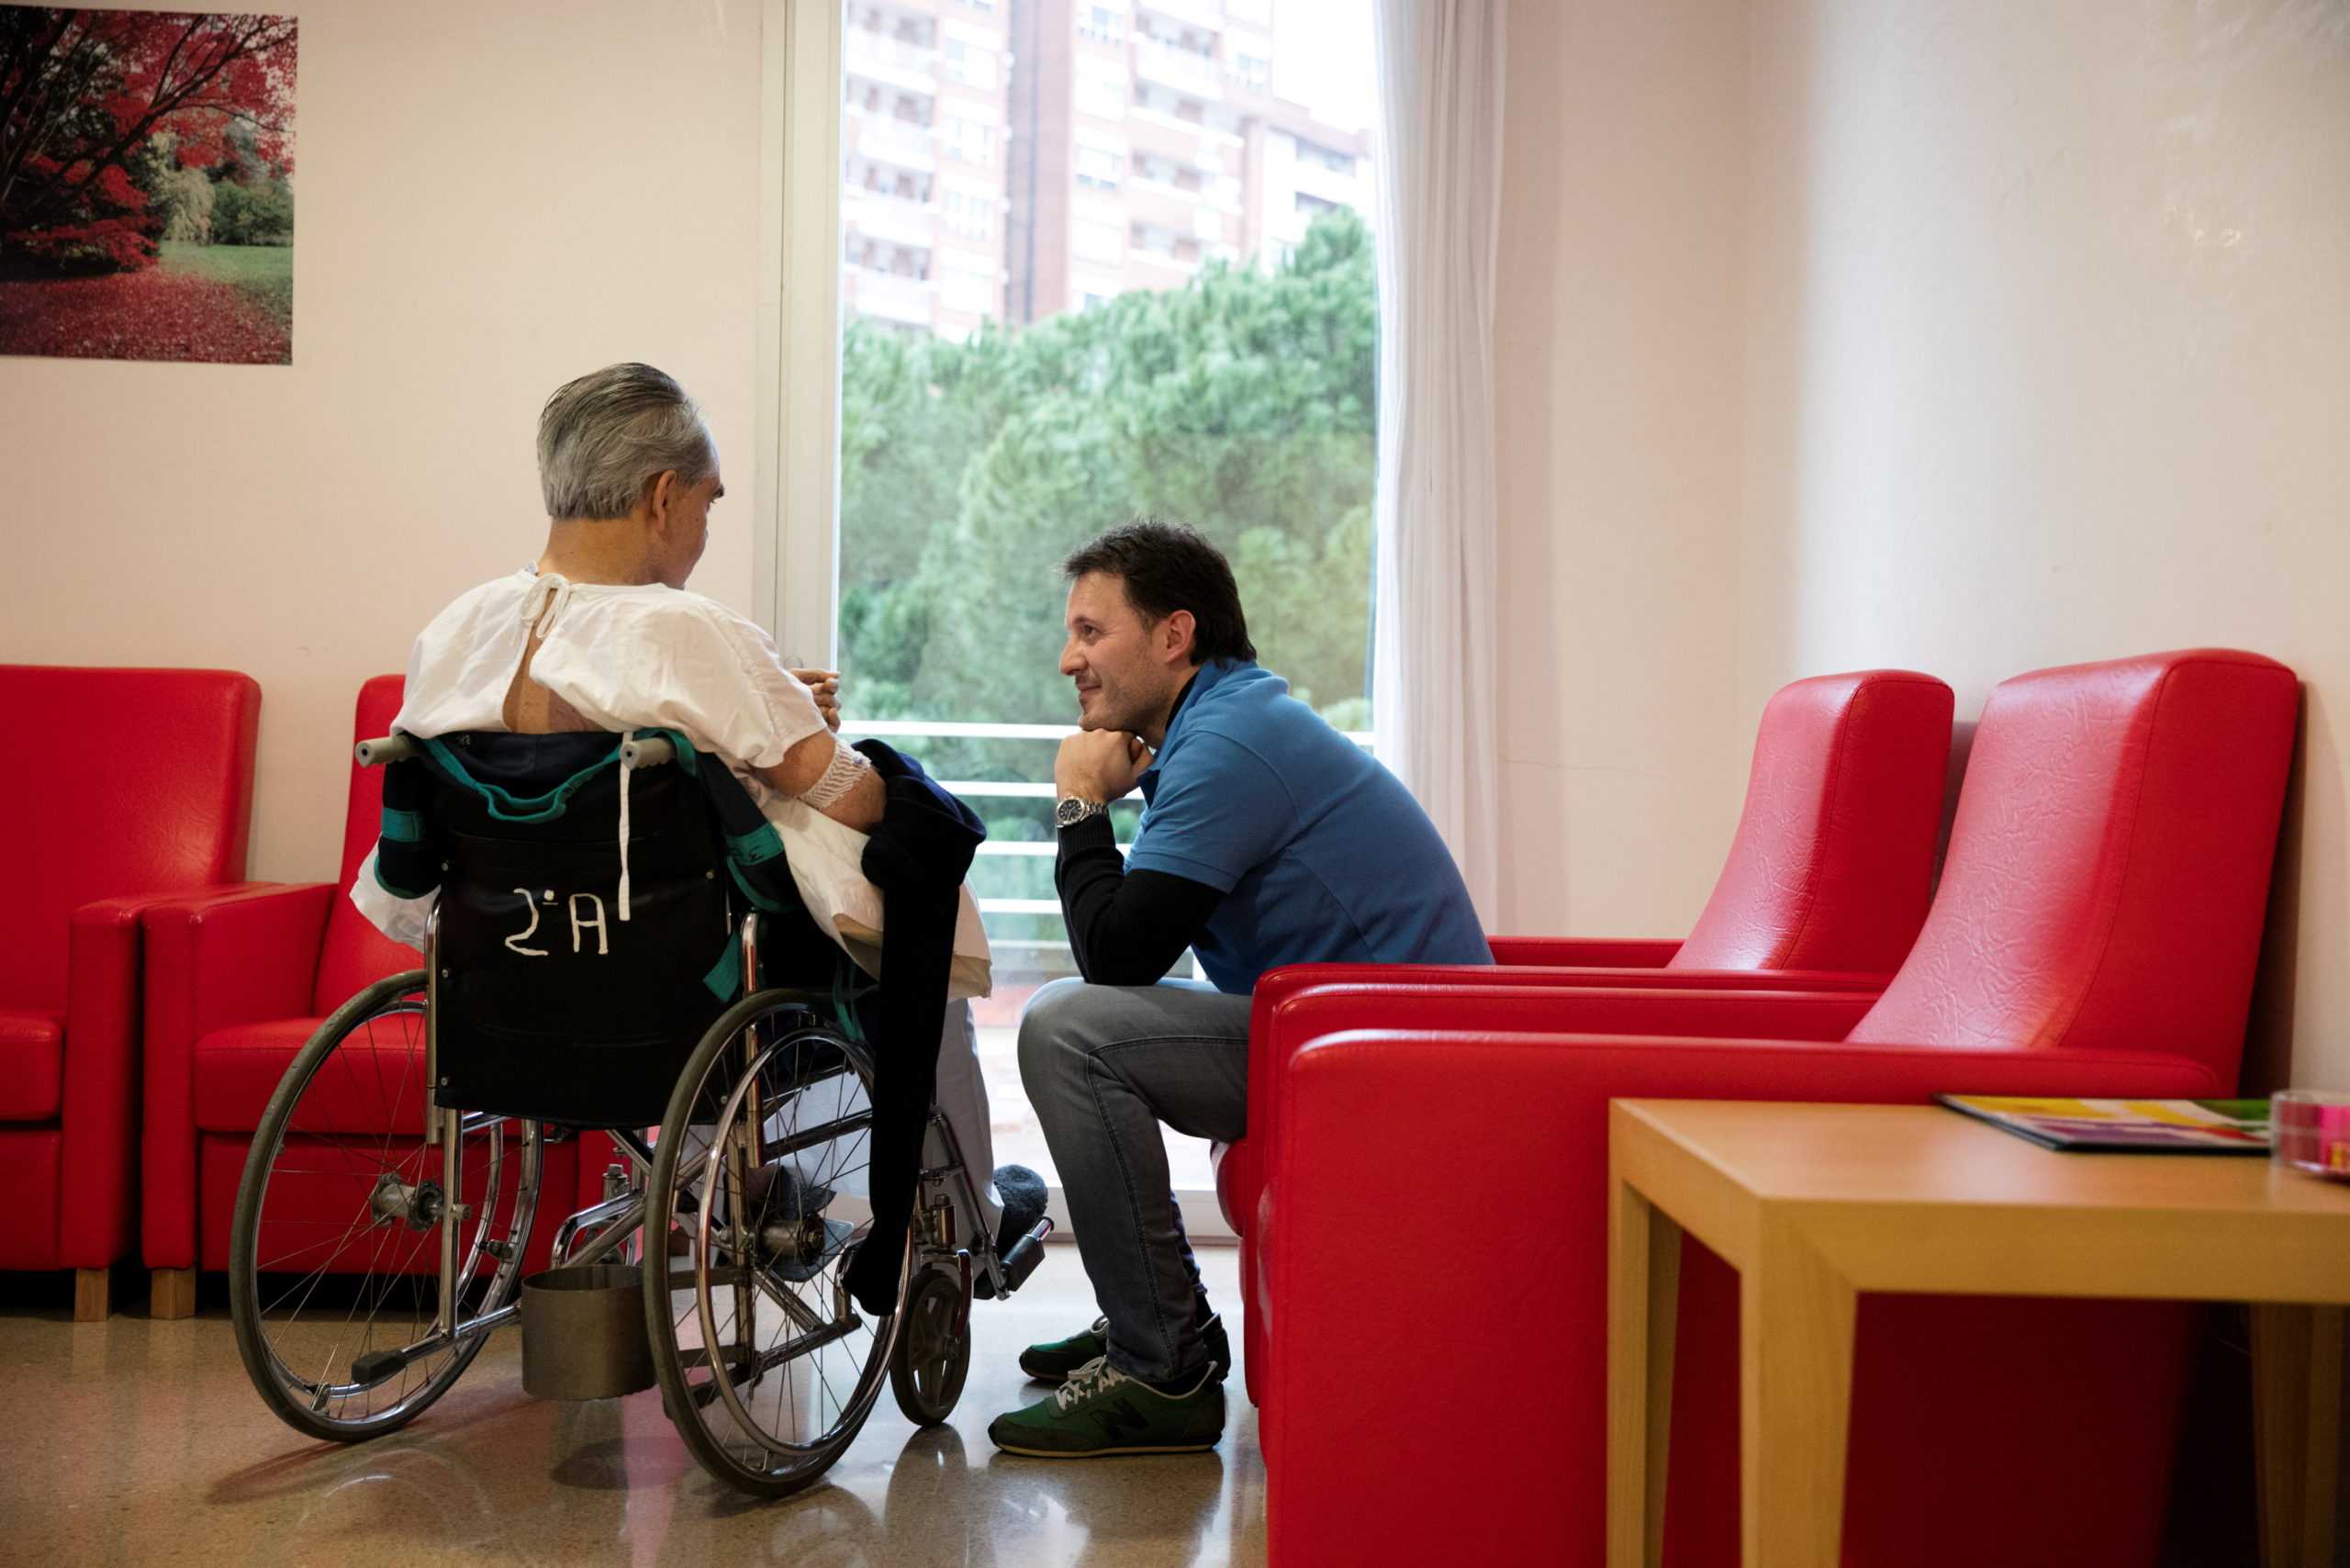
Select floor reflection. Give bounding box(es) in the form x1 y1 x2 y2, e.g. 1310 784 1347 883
0 1247 1261 1568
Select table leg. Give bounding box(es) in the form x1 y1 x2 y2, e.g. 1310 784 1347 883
2252 1302 2344 1568
1609 1177 1683 1568
1740 1222 1856 1568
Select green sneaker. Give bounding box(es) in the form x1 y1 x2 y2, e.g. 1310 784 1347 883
1018 1314 1231 1385
988 1357 1226 1458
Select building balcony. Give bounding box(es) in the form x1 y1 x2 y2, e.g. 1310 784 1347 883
1127 245 1200 278
1134 39 1223 101
845 30 940 95
1288 159 1365 207
853 113 936 172
844 193 936 251
848 271 934 325
1136 0 1228 37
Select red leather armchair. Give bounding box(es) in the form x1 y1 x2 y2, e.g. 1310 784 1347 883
1482 667 1954 984
1256 649 2298 1568
139 676 599 1315
0 665 260 1318
1215 668 1953 1389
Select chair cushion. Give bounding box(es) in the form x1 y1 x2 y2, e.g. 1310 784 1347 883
0 1009 65 1121
194 1015 431 1136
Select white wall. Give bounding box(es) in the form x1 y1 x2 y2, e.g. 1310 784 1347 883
1737 0 2350 1087
0 0 766 884
1492 0 1755 941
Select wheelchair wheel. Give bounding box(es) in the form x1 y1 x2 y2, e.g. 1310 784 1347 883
644 991 906 1495
888 1267 971 1425
229 971 543 1441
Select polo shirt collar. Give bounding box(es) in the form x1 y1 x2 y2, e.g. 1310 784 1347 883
1141 659 1250 790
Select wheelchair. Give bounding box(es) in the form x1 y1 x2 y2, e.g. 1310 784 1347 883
226 727 1048 1495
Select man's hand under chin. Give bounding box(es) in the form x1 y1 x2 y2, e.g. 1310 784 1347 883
1056 729 1150 803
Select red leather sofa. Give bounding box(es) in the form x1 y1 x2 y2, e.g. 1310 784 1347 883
1216 667 1954 1396
138 676 600 1315
0 665 260 1318
1254 649 2297 1568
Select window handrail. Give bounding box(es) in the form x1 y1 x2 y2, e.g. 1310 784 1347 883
843 717 1373 745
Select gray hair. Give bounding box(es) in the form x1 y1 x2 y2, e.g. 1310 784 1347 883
536 363 717 521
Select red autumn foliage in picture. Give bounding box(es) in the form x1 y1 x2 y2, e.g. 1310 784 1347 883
0 6 296 364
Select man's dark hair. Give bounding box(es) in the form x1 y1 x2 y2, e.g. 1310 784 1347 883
1064 520 1257 665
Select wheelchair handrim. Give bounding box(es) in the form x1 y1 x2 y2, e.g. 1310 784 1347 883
229 973 541 1438
646 998 901 1479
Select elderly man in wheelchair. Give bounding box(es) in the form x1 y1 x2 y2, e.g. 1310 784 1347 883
225 363 1048 1495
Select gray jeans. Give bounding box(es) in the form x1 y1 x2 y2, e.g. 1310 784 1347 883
1017 976 1251 1383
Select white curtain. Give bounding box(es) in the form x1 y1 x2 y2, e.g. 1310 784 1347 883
1371 0 1508 923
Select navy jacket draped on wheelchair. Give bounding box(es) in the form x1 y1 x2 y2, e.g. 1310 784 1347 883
223 724 1052 1495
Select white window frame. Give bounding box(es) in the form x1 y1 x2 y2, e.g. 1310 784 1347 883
755 0 845 665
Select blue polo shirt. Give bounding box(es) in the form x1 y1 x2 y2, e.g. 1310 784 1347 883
1126 659 1491 994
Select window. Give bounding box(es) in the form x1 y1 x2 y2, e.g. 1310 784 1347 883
945 113 994 166
942 181 995 240
1073 212 1125 263
1079 3 1126 45
943 37 997 91
1297 139 1356 176
1075 55 1127 119
1075 132 1125 190
829 0 1380 1206
1296 190 1341 216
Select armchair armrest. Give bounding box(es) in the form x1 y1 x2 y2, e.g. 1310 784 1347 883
1259 1029 2218 1568
1247 984 1878 1181
55 888 278 1270
1489 935 1682 967
1255 962 1889 1015
140 881 334 1269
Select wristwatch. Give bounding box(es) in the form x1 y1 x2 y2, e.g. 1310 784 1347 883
1055 797 1111 830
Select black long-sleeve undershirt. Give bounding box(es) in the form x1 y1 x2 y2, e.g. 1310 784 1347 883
1055 813 1224 986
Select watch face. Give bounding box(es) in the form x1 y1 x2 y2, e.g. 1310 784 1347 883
1056 798 1094 828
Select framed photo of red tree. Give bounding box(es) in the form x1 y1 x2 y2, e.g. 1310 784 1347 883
0 6 296 364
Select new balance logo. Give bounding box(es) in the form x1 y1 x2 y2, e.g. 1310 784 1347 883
1089 1398 1151 1442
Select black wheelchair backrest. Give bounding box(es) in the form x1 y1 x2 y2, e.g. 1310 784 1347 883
381 730 843 1129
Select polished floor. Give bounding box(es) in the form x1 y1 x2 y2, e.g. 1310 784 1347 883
0 1246 1263 1567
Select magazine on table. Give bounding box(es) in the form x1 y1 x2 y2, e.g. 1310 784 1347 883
1935 1095 2272 1154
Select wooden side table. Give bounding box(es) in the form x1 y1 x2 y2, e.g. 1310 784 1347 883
1606 1099 2350 1568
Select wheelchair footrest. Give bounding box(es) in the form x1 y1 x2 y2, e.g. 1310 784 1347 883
997 1219 1054 1296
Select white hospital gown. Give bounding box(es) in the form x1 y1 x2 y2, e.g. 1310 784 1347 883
352 568 991 997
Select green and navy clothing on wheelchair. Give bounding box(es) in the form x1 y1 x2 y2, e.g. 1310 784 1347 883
225 725 1051 1496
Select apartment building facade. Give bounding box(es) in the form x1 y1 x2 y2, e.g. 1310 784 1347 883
842 0 1013 340
845 0 1373 336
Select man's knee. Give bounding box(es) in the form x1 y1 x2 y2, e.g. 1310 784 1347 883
1016 976 1099 1095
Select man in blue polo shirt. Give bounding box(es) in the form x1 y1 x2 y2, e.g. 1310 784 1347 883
988 521 1488 1459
